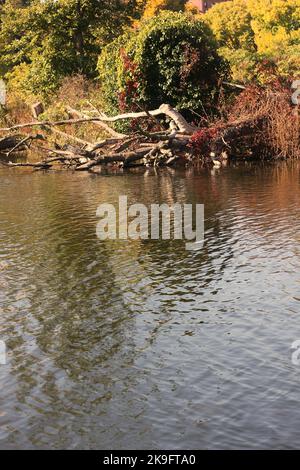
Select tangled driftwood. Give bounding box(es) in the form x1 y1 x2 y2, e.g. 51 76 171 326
1 101 295 171
0 104 197 170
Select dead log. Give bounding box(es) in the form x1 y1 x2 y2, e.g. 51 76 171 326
5 135 33 156
209 116 266 158
44 125 93 149
0 104 196 135
2 103 289 171
89 138 126 152
165 155 180 166
76 148 150 171
74 103 196 134
66 106 127 139
0 117 107 133
0 134 44 154
3 161 52 169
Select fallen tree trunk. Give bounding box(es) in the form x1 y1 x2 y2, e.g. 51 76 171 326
209 115 268 159
76 148 151 171
2 161 52 169
1 101 296 171
0 104 196 135
45 125 93 148
66 106 127 140
67 103 196 134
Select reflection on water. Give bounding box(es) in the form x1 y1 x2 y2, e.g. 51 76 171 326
0 162 300 449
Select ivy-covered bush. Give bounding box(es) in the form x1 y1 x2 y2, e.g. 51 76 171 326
97 12 229 118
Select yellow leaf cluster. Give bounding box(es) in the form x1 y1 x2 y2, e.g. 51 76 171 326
142 0 187 20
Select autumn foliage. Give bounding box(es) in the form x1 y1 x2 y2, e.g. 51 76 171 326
204 0 300 82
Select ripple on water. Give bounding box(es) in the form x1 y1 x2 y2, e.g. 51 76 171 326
0 163 300 449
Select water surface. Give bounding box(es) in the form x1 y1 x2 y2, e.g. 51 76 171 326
0 162 300 449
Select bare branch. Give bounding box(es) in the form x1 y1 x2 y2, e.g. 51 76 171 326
66 106 127 139
0 104 196 135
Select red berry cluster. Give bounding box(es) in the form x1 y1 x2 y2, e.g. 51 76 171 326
118 49 141 112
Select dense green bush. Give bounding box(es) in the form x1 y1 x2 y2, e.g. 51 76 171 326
6 56 62 102
97 11 229 118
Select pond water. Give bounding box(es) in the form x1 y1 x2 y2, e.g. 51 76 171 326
0 162 300 449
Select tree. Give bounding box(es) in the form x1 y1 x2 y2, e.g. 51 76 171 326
142 0 187 19
204 0 300 82
204 0 256 51
0 0 138 97
247 0 300 54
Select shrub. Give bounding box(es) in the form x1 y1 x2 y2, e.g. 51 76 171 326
228 80 299 159
218 48 259 83
0 90 33 128
6 55 62 103
39 75 107 143
97 11 229 118
204 0 300 84
271 46 300 80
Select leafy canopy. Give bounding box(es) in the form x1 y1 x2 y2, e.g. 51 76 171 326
0 0 137 97
204 0 300 81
